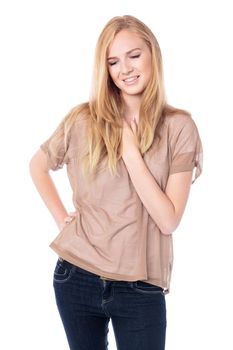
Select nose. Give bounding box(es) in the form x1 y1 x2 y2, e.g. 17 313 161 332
120 60 133 75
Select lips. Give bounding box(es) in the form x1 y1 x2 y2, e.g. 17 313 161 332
122 75 140 86
123 75 140 82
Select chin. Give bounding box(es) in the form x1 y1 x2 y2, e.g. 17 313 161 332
123 87 144 95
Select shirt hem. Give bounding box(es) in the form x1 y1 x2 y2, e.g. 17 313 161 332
50 243 148 282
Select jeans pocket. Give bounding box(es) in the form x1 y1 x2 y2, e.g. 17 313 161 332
53 259 75 284
131 281 164 295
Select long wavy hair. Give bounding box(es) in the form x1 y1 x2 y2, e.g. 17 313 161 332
49 15 190 180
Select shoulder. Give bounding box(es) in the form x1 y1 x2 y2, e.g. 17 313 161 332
64 103 91 154
163 111 199 138
67 102 91 134
164 111 196 128
71 102 91 124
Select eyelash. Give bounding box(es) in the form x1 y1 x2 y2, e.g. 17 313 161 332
109 54 141 66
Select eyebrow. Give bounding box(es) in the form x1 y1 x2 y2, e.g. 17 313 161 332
107 48 141 60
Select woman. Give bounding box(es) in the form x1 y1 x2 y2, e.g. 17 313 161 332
29 15 203 350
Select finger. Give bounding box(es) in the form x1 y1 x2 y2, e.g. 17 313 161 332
64 216 74 223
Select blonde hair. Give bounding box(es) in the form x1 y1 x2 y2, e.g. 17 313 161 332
49 15 190 179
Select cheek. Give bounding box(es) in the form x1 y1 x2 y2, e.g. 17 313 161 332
140 53 152 73
108 70 114 81
108 68 117 81
142 60 152 78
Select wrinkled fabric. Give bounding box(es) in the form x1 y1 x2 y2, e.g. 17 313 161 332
40 111 203 293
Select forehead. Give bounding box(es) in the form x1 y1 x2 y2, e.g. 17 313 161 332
108 30 147 56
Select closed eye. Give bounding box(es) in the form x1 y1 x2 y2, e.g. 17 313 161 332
108 54 141 66
108 61 117 66
130 54 140 59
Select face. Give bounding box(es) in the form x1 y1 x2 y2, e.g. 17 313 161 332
107 30 152 99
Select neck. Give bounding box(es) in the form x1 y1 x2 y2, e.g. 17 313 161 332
122 94 141 124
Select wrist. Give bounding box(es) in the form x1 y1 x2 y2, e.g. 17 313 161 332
122 149 142 163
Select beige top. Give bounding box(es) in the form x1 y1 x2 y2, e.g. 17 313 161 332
40 110 203 293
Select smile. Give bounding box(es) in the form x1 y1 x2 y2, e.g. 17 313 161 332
123 75 140 85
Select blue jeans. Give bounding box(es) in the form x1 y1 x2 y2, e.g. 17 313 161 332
53 259 167 350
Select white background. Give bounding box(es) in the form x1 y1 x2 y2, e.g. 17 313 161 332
1 0 232 349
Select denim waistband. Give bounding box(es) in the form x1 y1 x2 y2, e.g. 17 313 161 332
58 257 117 281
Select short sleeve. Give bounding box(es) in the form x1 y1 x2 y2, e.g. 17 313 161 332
40 122 70 171
169 115 203 184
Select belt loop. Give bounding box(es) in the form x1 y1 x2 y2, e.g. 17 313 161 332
100 275 116 281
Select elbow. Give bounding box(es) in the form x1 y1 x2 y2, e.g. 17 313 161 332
160 228 175 236
159 219 180 236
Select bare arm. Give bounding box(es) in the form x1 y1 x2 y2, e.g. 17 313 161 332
121 118 193 235
29 149 69 230
122 150 193 235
